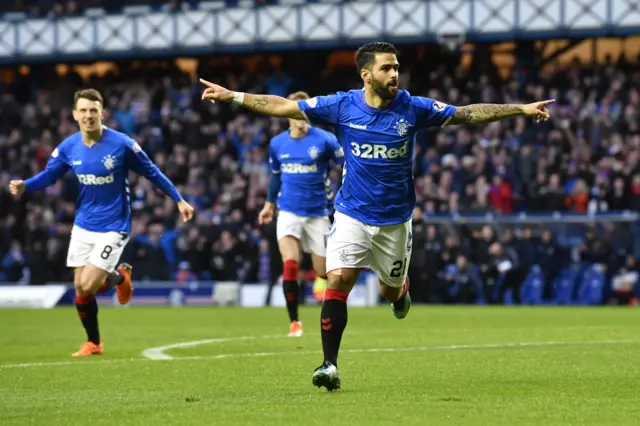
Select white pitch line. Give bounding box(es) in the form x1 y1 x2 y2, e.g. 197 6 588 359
148 339 640 361
141 334 288 360
1 339 639 369
0 359 132 369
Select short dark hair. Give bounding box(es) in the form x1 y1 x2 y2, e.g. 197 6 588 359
355 42 398 71
74 89 103 108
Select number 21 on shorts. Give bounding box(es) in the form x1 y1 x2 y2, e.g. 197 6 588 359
390 257 407 278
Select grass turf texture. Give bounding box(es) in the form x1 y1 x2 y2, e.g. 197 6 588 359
1 306 639 425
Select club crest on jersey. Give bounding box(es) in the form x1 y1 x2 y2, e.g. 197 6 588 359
308 145 319 160
394 118 410 137
102 154 116 171
433 100 448 111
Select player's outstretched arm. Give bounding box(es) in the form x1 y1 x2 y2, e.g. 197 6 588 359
200 78 307 120
448 100 555 125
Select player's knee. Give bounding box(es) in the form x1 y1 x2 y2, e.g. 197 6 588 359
280 244 300 263
78 279 96 294
327 269 358 294
77 274 103 294
74 281 92 296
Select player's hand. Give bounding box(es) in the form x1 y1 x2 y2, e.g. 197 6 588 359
177 200 195 222
199 78 234 104
258 203 275 226
522 99 555 123
9 180 25 197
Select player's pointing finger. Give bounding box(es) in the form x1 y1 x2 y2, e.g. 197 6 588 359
199 78 215 88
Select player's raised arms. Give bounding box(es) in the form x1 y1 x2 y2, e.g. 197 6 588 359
200 77 554 125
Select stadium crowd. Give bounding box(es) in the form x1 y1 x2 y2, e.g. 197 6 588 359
0 46 639 304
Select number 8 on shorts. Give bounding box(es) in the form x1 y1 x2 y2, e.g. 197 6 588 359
67 225 130 273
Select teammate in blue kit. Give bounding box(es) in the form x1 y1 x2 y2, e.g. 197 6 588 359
200 42 554 391
9 89 194 357
258 91 344 338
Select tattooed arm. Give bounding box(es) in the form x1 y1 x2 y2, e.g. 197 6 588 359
448 100 556 125
449 104 524 125
199 78 305 120
235 93 306 119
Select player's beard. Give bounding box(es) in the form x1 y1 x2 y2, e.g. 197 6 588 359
371 78 397 102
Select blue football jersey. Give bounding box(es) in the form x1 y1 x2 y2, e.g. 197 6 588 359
269 126 344 217
298 89 456 226
24 127 182 234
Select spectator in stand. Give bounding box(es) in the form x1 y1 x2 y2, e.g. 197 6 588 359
1 241 26 283
607 177 629 211
631 175 640 212
577 228 612 268
462 225 495 293
611 255 639 306
566 179 590 213
488 175 513 214
411 224 444 303
444 254 481 304
488 241 527 305
515 227 536 274
535 228 565 299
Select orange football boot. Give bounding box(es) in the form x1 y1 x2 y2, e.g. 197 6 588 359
115 263 133 305
288 320 303 337
71 341 104 357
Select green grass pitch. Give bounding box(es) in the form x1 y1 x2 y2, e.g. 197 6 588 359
1 306 639 425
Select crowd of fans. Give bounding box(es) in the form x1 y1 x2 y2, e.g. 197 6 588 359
0 44 639 304
408 218 638 305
